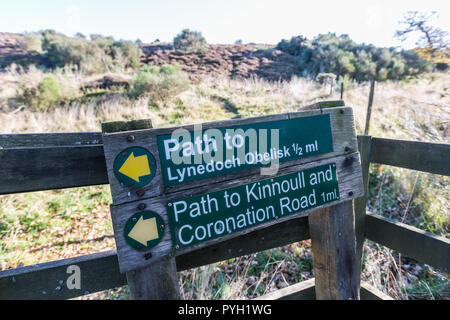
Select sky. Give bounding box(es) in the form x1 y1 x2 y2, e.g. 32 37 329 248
0 0 449 49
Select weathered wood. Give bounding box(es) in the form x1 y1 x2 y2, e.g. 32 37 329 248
0 132 102 148
360 282 394 300
0 250 125 300
111 152 364 273
102 119 152 134
301 100 345 111
102 107 359 206
256 279 392 300
0 145 108 195
365 213 450 273
364 80 375 135
102 119 181 300
0 215 310 300
176 215 310 271
370 138 450 176
256 278 316 300
126 257 180 299
309 201 360 300
354 135 372 282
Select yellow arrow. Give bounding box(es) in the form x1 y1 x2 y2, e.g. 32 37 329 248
128 216 159 246
119 152 150 182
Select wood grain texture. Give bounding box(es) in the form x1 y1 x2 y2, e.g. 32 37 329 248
0 132 102 148
126 257 180 299
112 152 364 273
102 107 359 206
354 135 372 282
256 278 316 300
0 145 108 195
366 213 450 273
0 250 125 300
309 201 360 300
103 118 181 300
370 138 450 176
256 278 392 300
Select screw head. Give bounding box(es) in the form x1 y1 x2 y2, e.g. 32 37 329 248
127 135 136 142
340 109 345 114
348 191 354 197
136 189 145 197
138 203 146 210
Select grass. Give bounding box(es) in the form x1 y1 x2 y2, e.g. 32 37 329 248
0 66 449 300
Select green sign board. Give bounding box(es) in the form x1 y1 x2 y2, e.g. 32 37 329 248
157 114 333 186
167 162 340 249
113 147 157 189
124 211 165 251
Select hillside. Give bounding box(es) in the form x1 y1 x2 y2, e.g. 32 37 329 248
0 33 298 81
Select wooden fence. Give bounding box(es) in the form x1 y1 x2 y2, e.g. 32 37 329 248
0 131 449 300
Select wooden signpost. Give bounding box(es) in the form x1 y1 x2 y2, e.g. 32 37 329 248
101 106 364 299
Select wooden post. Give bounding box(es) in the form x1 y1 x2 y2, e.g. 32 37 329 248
126 257 180 300
340 82 344 100
309 201 360 300
102 119 181 300
364 81 375 135
354 135 372 284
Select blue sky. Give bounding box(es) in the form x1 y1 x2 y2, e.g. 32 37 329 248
0 0 448 48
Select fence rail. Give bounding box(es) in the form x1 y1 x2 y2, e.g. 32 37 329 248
0 132 449 300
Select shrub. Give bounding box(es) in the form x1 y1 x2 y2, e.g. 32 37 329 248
23 31 142 74
276 33 432 82
20 33 42 54
129 64 190 102
173 29 207 54
19 75 61 110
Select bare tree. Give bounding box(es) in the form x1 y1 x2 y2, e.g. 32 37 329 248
395 11 449 52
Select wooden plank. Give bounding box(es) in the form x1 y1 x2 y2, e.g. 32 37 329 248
102 119 152 134
0 216 310 300
103 119 181 300
364 81 375 135
0 145 108 195
126 257 180 300
256 278 316 300
309 201 360 300
370 138 450 176
354 135 372 282
301 100 345 111
0 132 102 148
256 279 392 300
365 213 450 273
111 152 364 273
0 250 125 300
360 282 394 300
176 215 310 271
102 107 358 206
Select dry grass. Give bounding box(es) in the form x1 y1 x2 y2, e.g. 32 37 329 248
0 67 449 300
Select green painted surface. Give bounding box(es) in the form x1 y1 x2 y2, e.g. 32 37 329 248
157 114 333 186
168 163 340 249
113 146 156 189
124 211 165 251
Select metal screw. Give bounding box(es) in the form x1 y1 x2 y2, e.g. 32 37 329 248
127 135 135 142
138 203 146 210
160 224 164 229
175 245 180 249
143 252 153 260
340 109 345 114
55 286 61 291
344 146 350 152
132 217 137 222
136 189 145 197
348 191 354 197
